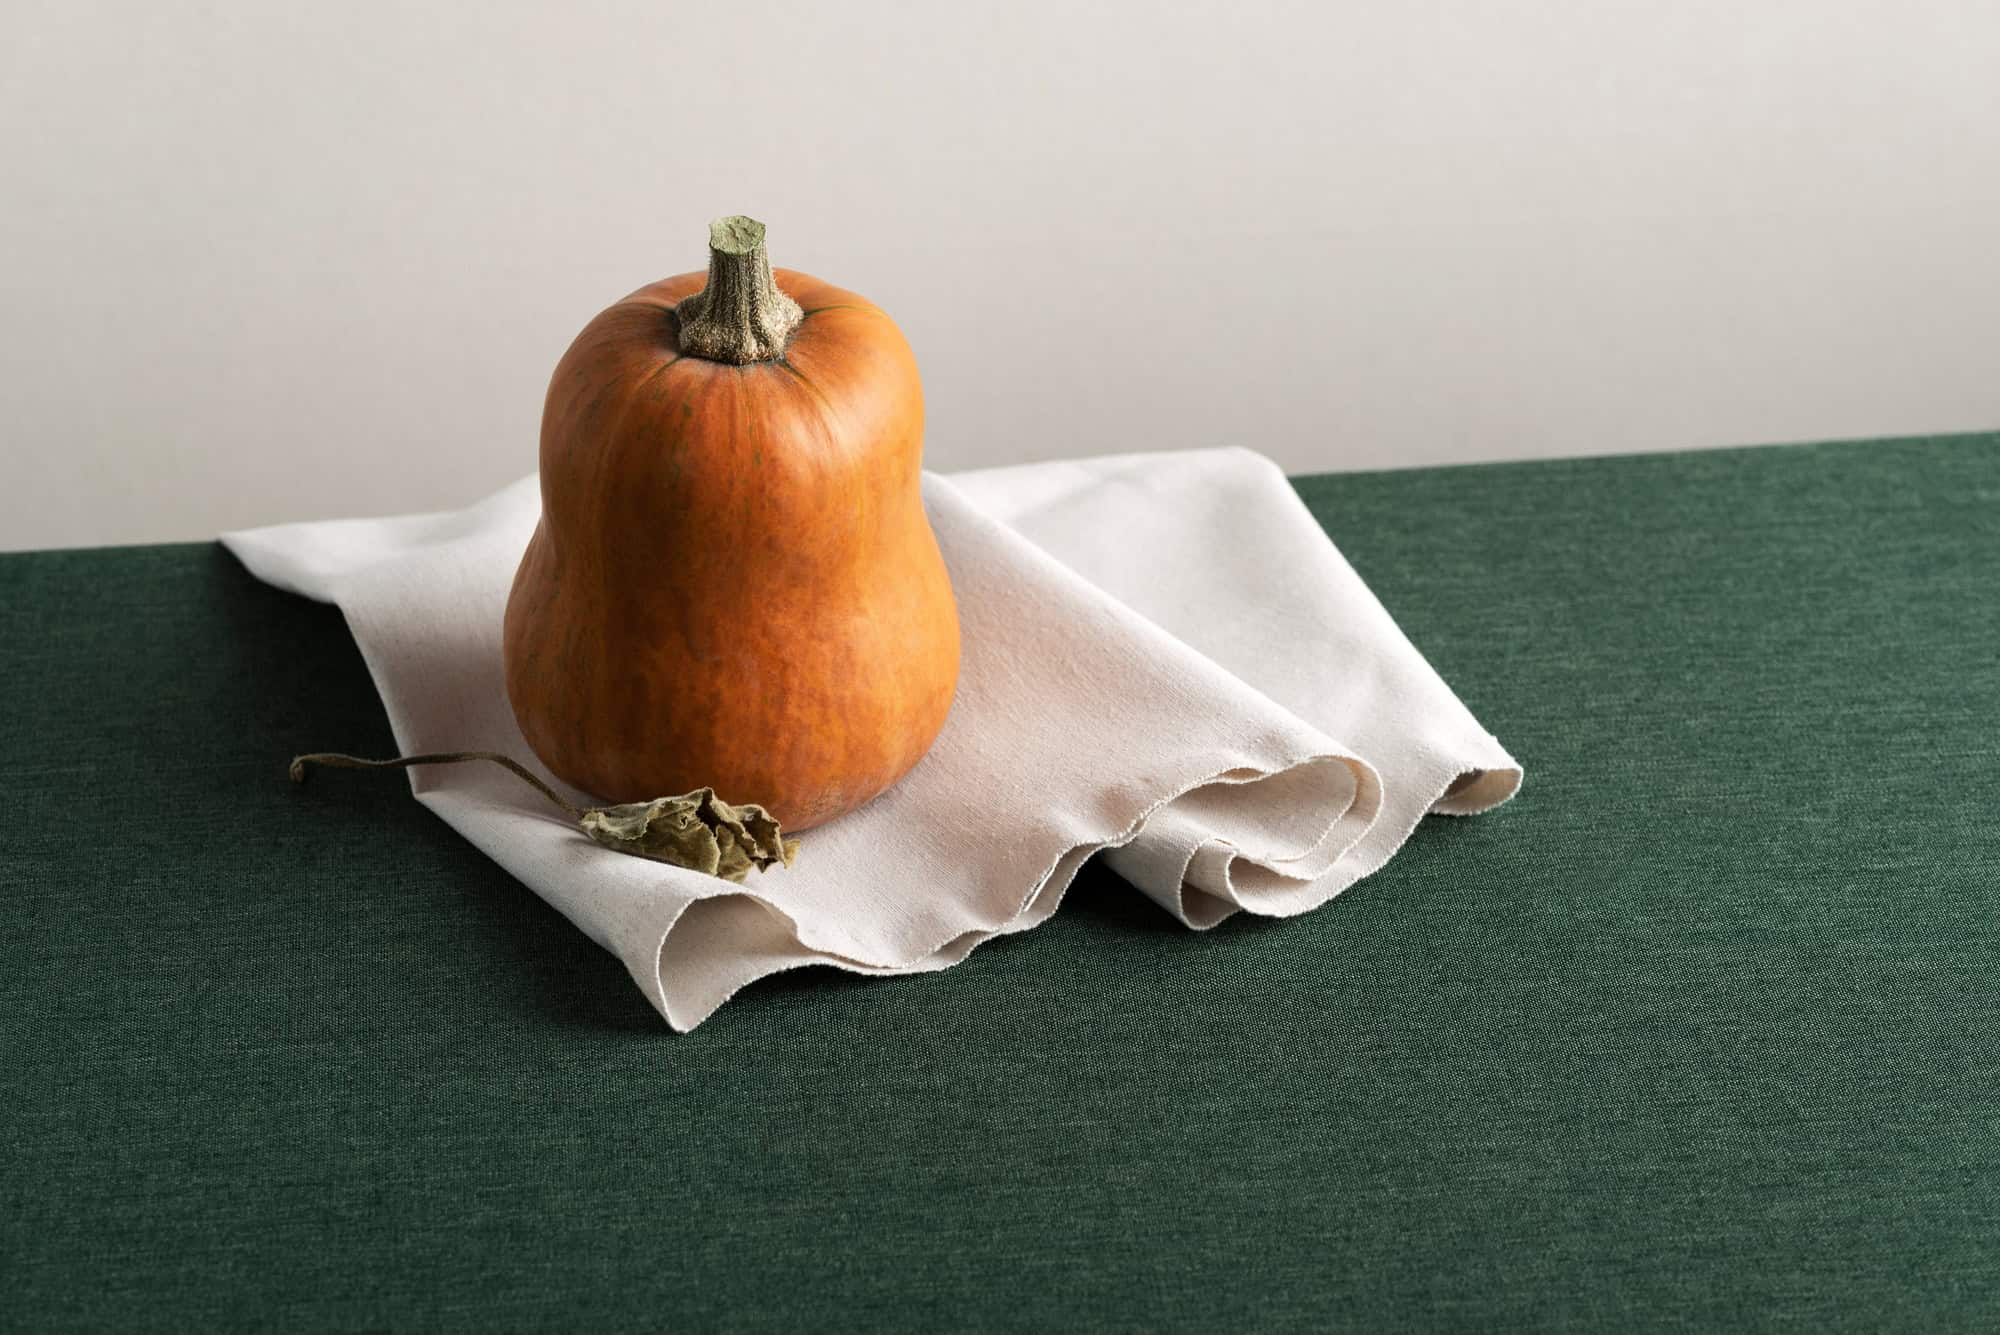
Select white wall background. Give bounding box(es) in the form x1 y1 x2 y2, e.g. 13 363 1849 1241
3 0 1997 551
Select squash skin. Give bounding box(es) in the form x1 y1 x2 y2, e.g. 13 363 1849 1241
502 268 960 832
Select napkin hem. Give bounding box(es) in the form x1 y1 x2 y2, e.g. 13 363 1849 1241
643 742 1380 1031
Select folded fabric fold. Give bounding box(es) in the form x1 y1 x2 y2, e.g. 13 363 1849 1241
225 447 1520 1030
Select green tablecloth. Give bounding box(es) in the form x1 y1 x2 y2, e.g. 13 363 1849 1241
5 433 1997 1331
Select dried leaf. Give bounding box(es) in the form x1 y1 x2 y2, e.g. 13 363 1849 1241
580 787 797 883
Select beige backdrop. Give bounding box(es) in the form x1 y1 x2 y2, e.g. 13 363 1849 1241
3 0 1997 551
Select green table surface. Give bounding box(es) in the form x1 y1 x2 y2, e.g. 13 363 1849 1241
5 432 1998 1332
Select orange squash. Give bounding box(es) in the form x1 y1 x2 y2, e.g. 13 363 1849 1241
502 217 960 831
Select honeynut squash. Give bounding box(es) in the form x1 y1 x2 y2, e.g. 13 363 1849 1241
503 217 961 833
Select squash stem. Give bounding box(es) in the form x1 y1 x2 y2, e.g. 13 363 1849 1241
674 216 804 365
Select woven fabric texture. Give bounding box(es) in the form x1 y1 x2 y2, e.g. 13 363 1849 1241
3 433 1996 1331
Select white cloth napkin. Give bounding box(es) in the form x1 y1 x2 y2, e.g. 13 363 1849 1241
225 448 1521 1030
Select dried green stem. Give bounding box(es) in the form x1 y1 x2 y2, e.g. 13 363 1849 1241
289 750 585 819
673 215 803 364
287 749 800 881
